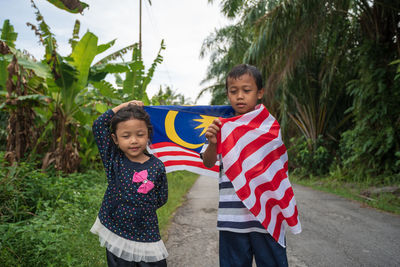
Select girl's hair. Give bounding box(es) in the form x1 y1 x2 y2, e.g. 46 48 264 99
110 104 153 140
225 64 263 91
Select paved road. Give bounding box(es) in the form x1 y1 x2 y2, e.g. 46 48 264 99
165 176 400 266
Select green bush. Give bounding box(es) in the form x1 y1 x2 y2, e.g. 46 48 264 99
0 163 106 266
288 136 332 176
340 42 400 181
0 111 7 150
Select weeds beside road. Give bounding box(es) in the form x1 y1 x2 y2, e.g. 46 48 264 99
291 175 400 215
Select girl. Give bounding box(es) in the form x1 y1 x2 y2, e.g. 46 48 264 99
90 100 168 267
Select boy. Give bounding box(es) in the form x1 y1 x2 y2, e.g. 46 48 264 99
202 64 288 267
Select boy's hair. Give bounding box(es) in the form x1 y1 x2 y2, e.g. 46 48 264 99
110 104 153 140
225 64 263 91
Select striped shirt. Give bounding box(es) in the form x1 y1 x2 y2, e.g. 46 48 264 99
201 144 267 233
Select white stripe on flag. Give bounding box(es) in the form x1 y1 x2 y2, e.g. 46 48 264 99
165 165 219 178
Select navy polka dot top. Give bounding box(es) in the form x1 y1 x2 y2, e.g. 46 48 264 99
93 109 168 242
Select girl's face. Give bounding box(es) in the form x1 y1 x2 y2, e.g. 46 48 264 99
227 73 264 115
112 118 149 162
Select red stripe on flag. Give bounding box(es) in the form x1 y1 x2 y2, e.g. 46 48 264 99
150 142 177 149
163 160 219 172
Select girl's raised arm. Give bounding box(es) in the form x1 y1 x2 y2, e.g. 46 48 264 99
92 109 116 172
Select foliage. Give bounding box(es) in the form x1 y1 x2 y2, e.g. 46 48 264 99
288 136 332 177
90 40 165 116
0 0 165 172
0 111 7 150
290 174 400 215
1 19 50 165
151 85 192 105
23 3 110 172
198 23 251 105
0 158 107 266
338 20 400 180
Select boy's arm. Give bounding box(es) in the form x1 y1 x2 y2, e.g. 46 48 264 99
202 118 221 168
202 142 218 168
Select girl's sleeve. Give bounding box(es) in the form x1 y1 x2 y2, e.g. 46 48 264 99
155 164 168 209
92 109 115 172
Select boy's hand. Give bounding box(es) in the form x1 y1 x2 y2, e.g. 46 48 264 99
205 118 222 145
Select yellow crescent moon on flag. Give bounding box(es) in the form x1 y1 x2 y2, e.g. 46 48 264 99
165 110 204 149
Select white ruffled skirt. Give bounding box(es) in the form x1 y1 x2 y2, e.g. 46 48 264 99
90 217 168 262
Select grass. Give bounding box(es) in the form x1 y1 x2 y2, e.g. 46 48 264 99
0 168 198 267
157 171 198 237
291 174 400 215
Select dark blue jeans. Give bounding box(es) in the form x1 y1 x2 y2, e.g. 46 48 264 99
219 231 288 267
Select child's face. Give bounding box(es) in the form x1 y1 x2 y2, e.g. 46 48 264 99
112 119 149 162
227 73 264 115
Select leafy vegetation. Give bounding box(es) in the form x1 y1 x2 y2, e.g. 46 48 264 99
0 1 172 172
202 0 400 185
291 174 400 215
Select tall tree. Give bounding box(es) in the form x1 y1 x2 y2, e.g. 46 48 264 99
205 0 400 178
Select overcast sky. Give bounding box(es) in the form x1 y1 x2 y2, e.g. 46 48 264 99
0 0 230 104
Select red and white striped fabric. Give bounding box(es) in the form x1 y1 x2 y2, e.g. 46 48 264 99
150 142 220 178
217 104 301 247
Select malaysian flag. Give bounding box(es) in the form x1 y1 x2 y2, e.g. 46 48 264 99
144 105 235 177
217 104 301 247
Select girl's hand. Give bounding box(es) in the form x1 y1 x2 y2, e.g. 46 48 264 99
205 118 221 145
112 100 144 113
127 100 144 106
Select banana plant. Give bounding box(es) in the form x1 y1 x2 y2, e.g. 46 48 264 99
1 20 52 164
92 39 166 113
25 3 134 172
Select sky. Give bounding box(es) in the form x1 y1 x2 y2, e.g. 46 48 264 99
0 0 230 104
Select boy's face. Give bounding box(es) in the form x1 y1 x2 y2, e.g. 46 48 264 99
226 73 264 115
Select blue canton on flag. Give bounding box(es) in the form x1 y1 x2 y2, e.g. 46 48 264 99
144 105 235 177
